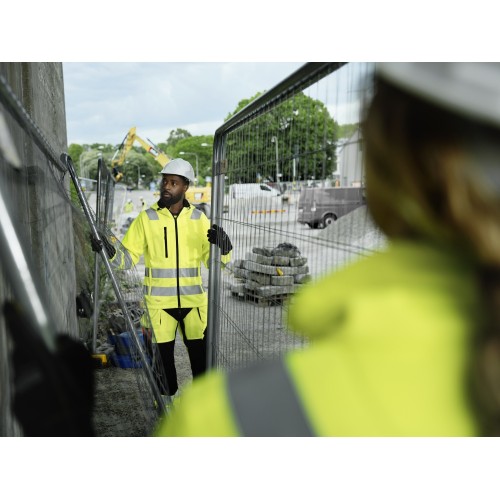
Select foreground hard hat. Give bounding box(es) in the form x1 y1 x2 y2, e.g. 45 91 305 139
377 62 500 129
160 158 195 183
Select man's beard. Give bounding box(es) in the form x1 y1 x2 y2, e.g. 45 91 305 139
158 192 183 208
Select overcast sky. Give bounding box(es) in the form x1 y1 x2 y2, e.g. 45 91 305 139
63 62 305 146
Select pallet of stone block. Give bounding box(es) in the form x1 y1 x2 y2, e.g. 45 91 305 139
243 259 309 276
252 243 302 258
246 252 308 268
243 282 295 305
242 290 294 307
230 282 247 298
249 248 307 265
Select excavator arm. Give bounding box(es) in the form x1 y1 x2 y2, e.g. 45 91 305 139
132 133 170 168
110 127 171 181
110 127 211 216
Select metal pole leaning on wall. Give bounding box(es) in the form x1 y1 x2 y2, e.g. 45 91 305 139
91 159 104 354
60 153 167 415
0 75 65 174
103 169 113 228
0 170 57 353
0 74 73 350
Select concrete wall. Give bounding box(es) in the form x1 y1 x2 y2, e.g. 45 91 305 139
0 63 68 153
0 62 77 435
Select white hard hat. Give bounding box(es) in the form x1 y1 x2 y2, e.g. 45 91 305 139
160 158 195 184
377 63 500 129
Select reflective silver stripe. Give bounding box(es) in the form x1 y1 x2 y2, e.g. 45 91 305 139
227 358 314 437
146 208 159 220
145 267 199 278
146 285 204 296
190 209 202 220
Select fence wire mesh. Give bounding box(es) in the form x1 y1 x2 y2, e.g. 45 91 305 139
2 61 386 436
71 158 170 434
0 73 166 436
0 72 77 435
209 62 385 371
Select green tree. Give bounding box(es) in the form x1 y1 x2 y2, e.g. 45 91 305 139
337 123 358 140
89 143 114 153
159 128 192 154
79 149 101 179
72 133 215 188
170 135 213 185
224 92 339 184
224 92 263 121
68 144 84 174
119 150 156 188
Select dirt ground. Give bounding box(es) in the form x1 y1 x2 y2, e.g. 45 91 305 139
92 336 192 437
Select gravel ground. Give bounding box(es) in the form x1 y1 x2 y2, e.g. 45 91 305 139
92 336 192 437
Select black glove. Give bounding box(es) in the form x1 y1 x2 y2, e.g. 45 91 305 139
207 224 232 255
4 301 95 436
90 231 116 259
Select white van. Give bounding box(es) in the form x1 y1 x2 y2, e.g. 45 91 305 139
229 183 281 199
226 183 283 216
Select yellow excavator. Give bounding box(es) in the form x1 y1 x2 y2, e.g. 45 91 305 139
111 127 211 216
111 126 170 180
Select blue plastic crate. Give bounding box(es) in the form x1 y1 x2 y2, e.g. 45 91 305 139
108 330 145 356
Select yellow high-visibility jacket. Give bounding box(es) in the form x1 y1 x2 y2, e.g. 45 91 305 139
113 201 230 312
155 240 482 436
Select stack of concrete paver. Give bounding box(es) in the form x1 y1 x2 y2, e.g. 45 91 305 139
230 243 311 305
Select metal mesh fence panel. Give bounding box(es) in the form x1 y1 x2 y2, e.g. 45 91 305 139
0 70 166 436
69 158 170 434
208 62 385 371
0 69 76 435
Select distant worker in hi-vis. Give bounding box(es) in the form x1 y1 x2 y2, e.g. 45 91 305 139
124 199 134 213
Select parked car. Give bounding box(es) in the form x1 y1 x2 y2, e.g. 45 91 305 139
297 186 365 228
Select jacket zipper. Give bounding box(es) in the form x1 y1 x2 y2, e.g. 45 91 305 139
174 215 181 308
163 227 168 258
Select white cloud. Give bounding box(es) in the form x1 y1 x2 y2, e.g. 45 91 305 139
63 62 304 145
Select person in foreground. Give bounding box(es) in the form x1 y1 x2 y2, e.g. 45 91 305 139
155 63 500 436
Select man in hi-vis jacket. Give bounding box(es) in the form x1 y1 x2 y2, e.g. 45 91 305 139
107 158 232 399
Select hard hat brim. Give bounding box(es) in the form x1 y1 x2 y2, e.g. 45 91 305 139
377 62 500 130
